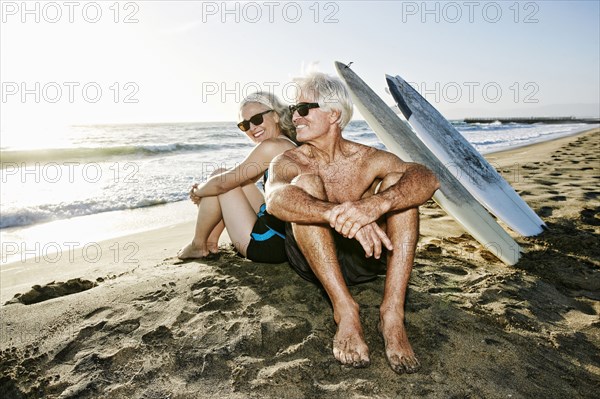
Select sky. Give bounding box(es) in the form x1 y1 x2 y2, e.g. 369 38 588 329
1 0 599 133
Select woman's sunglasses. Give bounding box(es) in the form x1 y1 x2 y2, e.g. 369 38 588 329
289 102 320 117
237 109 273 132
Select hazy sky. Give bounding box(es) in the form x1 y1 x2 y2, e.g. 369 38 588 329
1 0 599 130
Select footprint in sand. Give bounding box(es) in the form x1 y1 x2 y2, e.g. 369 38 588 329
52 321 107 363
535 179 556 186
538 206 554 217
83 306 114 320
549 195 567 202
422 243 442 254
580 208 600 226
133 282 177 302
4 279 96 305
521 164 538 170
141 325 174 345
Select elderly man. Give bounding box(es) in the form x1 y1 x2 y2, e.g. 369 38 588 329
265 72 439 374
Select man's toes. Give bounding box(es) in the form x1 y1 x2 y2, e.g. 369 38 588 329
334 347 369 367
333 347 343 363
333 347 351 365
350 351 369 368
401 357 421 374
388 354 421 374
352 357 370 368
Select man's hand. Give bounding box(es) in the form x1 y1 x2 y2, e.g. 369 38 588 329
354 222 393 259
327 198 386 239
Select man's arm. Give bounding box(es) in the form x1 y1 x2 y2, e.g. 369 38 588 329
265 152 333 224
266 151 393 256
329 152 440 239
373 162 440 213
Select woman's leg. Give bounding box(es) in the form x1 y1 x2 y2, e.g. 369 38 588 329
218 183 264 257
179 168 228 259
178 179 264 259
178 195 224 259
207 182 262 250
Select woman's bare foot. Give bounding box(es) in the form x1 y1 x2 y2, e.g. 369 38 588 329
333 307 370 368
177 242 213 259
379 312 420 374
206 241 220 255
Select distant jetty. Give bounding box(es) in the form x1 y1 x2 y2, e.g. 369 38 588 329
463 117 600 124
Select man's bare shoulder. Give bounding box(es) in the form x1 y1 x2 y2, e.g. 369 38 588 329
353 143 404 164
370 147 404 162
359 145 415 177
272 146 305 167
275 145 312 164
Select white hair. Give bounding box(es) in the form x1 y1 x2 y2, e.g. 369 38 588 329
240 91 295 141
293 71 353 130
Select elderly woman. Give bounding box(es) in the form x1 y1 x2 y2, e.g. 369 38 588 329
178 91 296 263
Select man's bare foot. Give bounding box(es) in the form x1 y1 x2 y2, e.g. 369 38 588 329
333 312 370 368
177 242 213 259
379 313 420 374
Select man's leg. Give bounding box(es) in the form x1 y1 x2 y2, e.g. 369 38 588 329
377 173 421 373
291 174 370 368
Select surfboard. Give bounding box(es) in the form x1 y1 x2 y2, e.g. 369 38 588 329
334 61 521 265
386 74 546 237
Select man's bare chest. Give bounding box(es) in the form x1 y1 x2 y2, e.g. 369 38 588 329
299 160 373 203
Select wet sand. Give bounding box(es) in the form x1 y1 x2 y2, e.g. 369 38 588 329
1 129 598 398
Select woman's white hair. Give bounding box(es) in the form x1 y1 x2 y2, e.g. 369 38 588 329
293 71 354 130
240 91 295 141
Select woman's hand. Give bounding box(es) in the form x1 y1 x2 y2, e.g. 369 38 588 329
189 183 202 205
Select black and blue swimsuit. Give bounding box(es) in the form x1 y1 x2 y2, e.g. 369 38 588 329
245 171 287 263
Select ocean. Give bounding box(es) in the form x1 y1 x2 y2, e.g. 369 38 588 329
0 120 596 264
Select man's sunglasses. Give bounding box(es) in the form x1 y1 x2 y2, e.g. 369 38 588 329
289 102 320 117
237 109 273 132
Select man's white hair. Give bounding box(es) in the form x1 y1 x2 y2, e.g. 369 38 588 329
293 71 354 130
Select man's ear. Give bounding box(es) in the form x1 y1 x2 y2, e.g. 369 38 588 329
329 109 341 124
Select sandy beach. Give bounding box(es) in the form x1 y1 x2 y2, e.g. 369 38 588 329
1 129 598 398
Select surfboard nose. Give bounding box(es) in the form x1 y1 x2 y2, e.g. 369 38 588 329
335 61 349 72
386 76 413 120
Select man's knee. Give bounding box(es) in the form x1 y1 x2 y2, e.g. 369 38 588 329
292 174 327 200
378 172 403 192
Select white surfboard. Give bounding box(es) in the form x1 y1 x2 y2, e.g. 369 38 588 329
335 61 521 265
386 74 546 237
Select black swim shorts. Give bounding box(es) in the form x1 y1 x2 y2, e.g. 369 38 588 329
245 204 287 264
285 223 387 286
